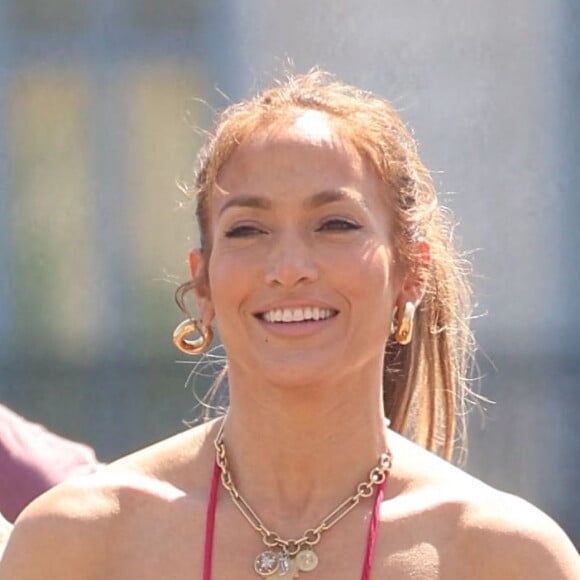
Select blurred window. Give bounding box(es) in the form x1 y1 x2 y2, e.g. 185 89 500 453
7 68 98 357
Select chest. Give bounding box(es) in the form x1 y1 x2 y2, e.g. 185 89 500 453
101 502 452 580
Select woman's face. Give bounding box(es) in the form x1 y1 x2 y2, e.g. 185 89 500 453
197 110 406 387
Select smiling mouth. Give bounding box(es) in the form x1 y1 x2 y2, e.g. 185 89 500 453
256 306 339 323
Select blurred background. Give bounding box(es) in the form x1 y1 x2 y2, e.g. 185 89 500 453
0 0 578 541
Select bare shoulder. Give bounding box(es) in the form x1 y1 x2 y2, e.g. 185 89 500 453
0 420 218 580
0 468 127 580
458 489 579 579
387 432 579 580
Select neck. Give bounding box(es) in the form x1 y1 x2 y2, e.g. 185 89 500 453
217 367 390 535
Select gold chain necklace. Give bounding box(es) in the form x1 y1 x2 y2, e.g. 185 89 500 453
213 419 392 578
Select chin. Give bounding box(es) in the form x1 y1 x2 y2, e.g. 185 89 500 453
248 351 340 390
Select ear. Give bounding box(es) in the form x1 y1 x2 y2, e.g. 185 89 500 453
188 250 215 325
395 239 431 309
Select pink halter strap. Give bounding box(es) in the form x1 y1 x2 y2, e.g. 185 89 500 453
361 471 387 580
203 462 220 580
203 460 388 579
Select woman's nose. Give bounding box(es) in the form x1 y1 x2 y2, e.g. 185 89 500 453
264 235 319 287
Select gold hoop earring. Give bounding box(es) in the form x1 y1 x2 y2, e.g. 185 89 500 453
394 302 415 345
173 319 213 355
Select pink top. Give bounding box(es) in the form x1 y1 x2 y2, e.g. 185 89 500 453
203 460 388 579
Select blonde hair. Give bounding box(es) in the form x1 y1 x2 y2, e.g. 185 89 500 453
177 70 475 461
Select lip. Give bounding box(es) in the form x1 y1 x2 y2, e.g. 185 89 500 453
256 314 339 338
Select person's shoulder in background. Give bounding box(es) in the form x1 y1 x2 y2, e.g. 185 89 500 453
0 403 102 523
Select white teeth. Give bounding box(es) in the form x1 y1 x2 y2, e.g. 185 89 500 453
293 308 305 322
261 307 336 323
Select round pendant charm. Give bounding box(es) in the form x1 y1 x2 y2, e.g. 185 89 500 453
295 548 319 572
255 550 279 576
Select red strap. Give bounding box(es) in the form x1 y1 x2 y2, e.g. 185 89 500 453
360 473 387 580
203 461 220 580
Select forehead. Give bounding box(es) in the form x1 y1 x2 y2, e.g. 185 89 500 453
216 110 377 193
289 109 336 143
237 109 352 156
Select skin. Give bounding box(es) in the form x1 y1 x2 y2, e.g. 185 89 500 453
0 111 578 579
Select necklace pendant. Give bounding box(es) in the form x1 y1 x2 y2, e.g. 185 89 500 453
278 551 291 576
255 549 280 576
273 552 300 578
295 548 319 572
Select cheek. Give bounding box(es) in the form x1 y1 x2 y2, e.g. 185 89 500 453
351 244 395 291
344 245 398 321
207 251 251 316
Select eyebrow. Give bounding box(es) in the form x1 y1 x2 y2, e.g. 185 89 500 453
217 188 367 217
218 195 271 217
307 188 367 209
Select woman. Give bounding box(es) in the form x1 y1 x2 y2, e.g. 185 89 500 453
0 71 577 579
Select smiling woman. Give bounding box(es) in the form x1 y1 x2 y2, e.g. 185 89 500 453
1 70 578 580
177 74 471 462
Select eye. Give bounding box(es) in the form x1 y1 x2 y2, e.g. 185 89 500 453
317 218 362 232
224 224 266 238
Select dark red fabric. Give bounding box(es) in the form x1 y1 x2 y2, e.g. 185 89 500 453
361 474 387 580
203 461 220 580
0 404 101 522
203 458 388 579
